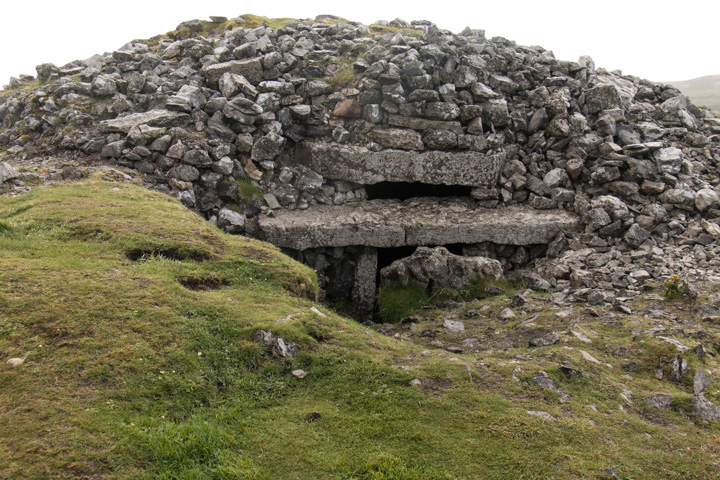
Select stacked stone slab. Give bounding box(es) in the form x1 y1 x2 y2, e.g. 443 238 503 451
1 14 719 312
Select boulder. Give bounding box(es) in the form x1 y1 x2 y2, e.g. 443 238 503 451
380 246 503 290
217 207 246 234
695 189 720 212
0 162 20 184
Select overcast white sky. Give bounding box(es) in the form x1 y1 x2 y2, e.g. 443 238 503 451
1 0 718 89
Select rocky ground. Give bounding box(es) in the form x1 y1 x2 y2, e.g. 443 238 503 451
371 278 720 425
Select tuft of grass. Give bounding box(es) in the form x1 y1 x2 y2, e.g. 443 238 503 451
329 62 360 90
376 282 430 323
377 277 518 323
237 176 261 201
344 454 457 480
235 14 297 30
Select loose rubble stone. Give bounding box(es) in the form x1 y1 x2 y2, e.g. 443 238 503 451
526 410 556 422
530 332 559 347
0 162 20 184
256 330 299 358
216 207 245 233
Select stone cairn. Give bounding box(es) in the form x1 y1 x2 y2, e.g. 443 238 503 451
1 15 719 315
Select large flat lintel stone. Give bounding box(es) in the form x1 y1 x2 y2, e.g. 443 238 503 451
295 141 504 187
258 197 580 251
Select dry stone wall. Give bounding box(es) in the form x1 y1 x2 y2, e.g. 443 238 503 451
2 15 720 313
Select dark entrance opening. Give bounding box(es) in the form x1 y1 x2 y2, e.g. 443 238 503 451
366 182 473 201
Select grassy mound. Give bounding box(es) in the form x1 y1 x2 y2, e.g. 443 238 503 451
1 176 719 479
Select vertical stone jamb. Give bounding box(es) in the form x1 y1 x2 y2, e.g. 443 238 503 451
351 247 378 319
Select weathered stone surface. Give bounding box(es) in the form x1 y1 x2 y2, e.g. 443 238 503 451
653 147 683 175
351 247 377 319
695 189 720 212
0 162 19 183
368 128 424 150
203 58 263 86
530 332 560 347
695 369 711 395
481 98 510 127
166 85 207 112
624 224 650 247
295 141 504 187
333 99 362 118
167 164 200 182
98 110 190 134
426 102 460 120
251 132 286 160
218 72 258 98
223 97 263 123
256 330 299 358
585 84 622 113
645 393 673 409
387 114 462 131
258 198 581 250
217 207 245 233
693 394 720 421
380 246 503 290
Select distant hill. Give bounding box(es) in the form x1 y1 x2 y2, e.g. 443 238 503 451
668 74 720 112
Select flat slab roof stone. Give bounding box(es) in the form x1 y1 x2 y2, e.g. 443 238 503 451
295 141 505 187
258 197 580 250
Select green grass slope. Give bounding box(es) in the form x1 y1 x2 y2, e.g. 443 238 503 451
1 176 719 479
668 74 720 112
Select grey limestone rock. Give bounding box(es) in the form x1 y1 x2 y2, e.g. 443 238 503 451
693 394 720 421
251 132 286 161
166 85 207 112
256 330 299 358
295 141 504 188
530 332 559 347
694 369 711 395
380 246 503 290
368 128 424 151
653 147 683 175
91 74 118 97
98 110 190 134
695 189 720 212
584 84 622 113
624 224 651 248
203 58 264 86
218 72 258 98
645 393 674 409
530 371 568 402
0 162 20 184
217 207 246 234
258 198 580 250
167 164 200 182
